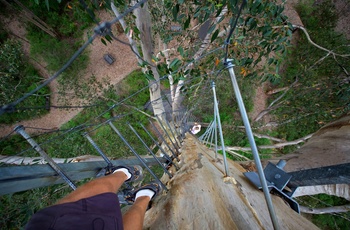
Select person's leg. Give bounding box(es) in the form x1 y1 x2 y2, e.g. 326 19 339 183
122 196 151 230
56 171 127 205
122 183 160 230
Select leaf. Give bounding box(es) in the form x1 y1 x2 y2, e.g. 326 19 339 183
184 16 191 30
151 55 159 62
125 27 130 35
263 29 272 37
211 29 219 43
248 19 257 31
145 72 155 81
172 4 179 21
207 24 216 35
105 34 112 43
215 5 224 17
101 38 107 46
169 58 181 69
177 46 184 57
178 14 185 20
45 0 50 11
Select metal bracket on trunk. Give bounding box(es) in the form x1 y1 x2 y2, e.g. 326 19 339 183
244 160 300 213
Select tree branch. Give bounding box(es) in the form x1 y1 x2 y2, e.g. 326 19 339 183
293 184 350 201
269 78 298 108
226 150 250 161
253 103 282 122
299 205 350 214
121 103 156 120
254 78 298 122
223 133 313 151
252 133 285 142
293 24 350 58
111 2 143 65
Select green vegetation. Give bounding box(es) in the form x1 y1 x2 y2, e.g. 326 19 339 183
297 194 350 229
0 0 94 124
0 0 349 228
0 69 162 229
271 0 349 149
273 0 350 228
0 39 50 124
25 0 90 94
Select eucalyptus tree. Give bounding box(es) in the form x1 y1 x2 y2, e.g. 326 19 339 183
112 0 292 120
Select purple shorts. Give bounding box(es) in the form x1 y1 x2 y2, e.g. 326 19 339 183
25 192 123 230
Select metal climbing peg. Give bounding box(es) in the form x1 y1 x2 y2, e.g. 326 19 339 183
83 132 113 167
14 125 77 190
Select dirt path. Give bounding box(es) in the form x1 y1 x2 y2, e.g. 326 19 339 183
0 10 138 137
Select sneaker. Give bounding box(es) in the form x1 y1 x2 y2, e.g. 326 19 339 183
125 181 162 203
105 165 143 182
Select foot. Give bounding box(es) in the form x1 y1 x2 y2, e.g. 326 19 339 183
126 181 162 203
105 165 143 182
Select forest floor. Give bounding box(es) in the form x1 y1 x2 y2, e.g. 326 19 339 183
0 10 138 137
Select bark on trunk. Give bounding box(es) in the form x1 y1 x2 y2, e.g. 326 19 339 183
133 2 166 120
263 115 350 200
282 114 350 172
143 134 318 229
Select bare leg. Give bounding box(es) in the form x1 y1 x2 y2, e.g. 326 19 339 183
56 172 127 205
123 196 151 230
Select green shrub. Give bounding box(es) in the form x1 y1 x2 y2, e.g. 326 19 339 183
0 40 50 124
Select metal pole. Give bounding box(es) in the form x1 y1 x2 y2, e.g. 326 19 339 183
83 132 113 167
127 123 173 178
148 119 179 161
155 116 180 156
138 123 179 170
14 125 77 190
108 121 168 191
214 107 218 159
211 82 230 177
209 121 215 148
226 60 279 230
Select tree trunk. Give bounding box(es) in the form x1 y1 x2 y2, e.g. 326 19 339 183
172 7 228 120
143 135 318 229
111 3 142 65
264 114 350 199
282 114 350 172
133 2 166 120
